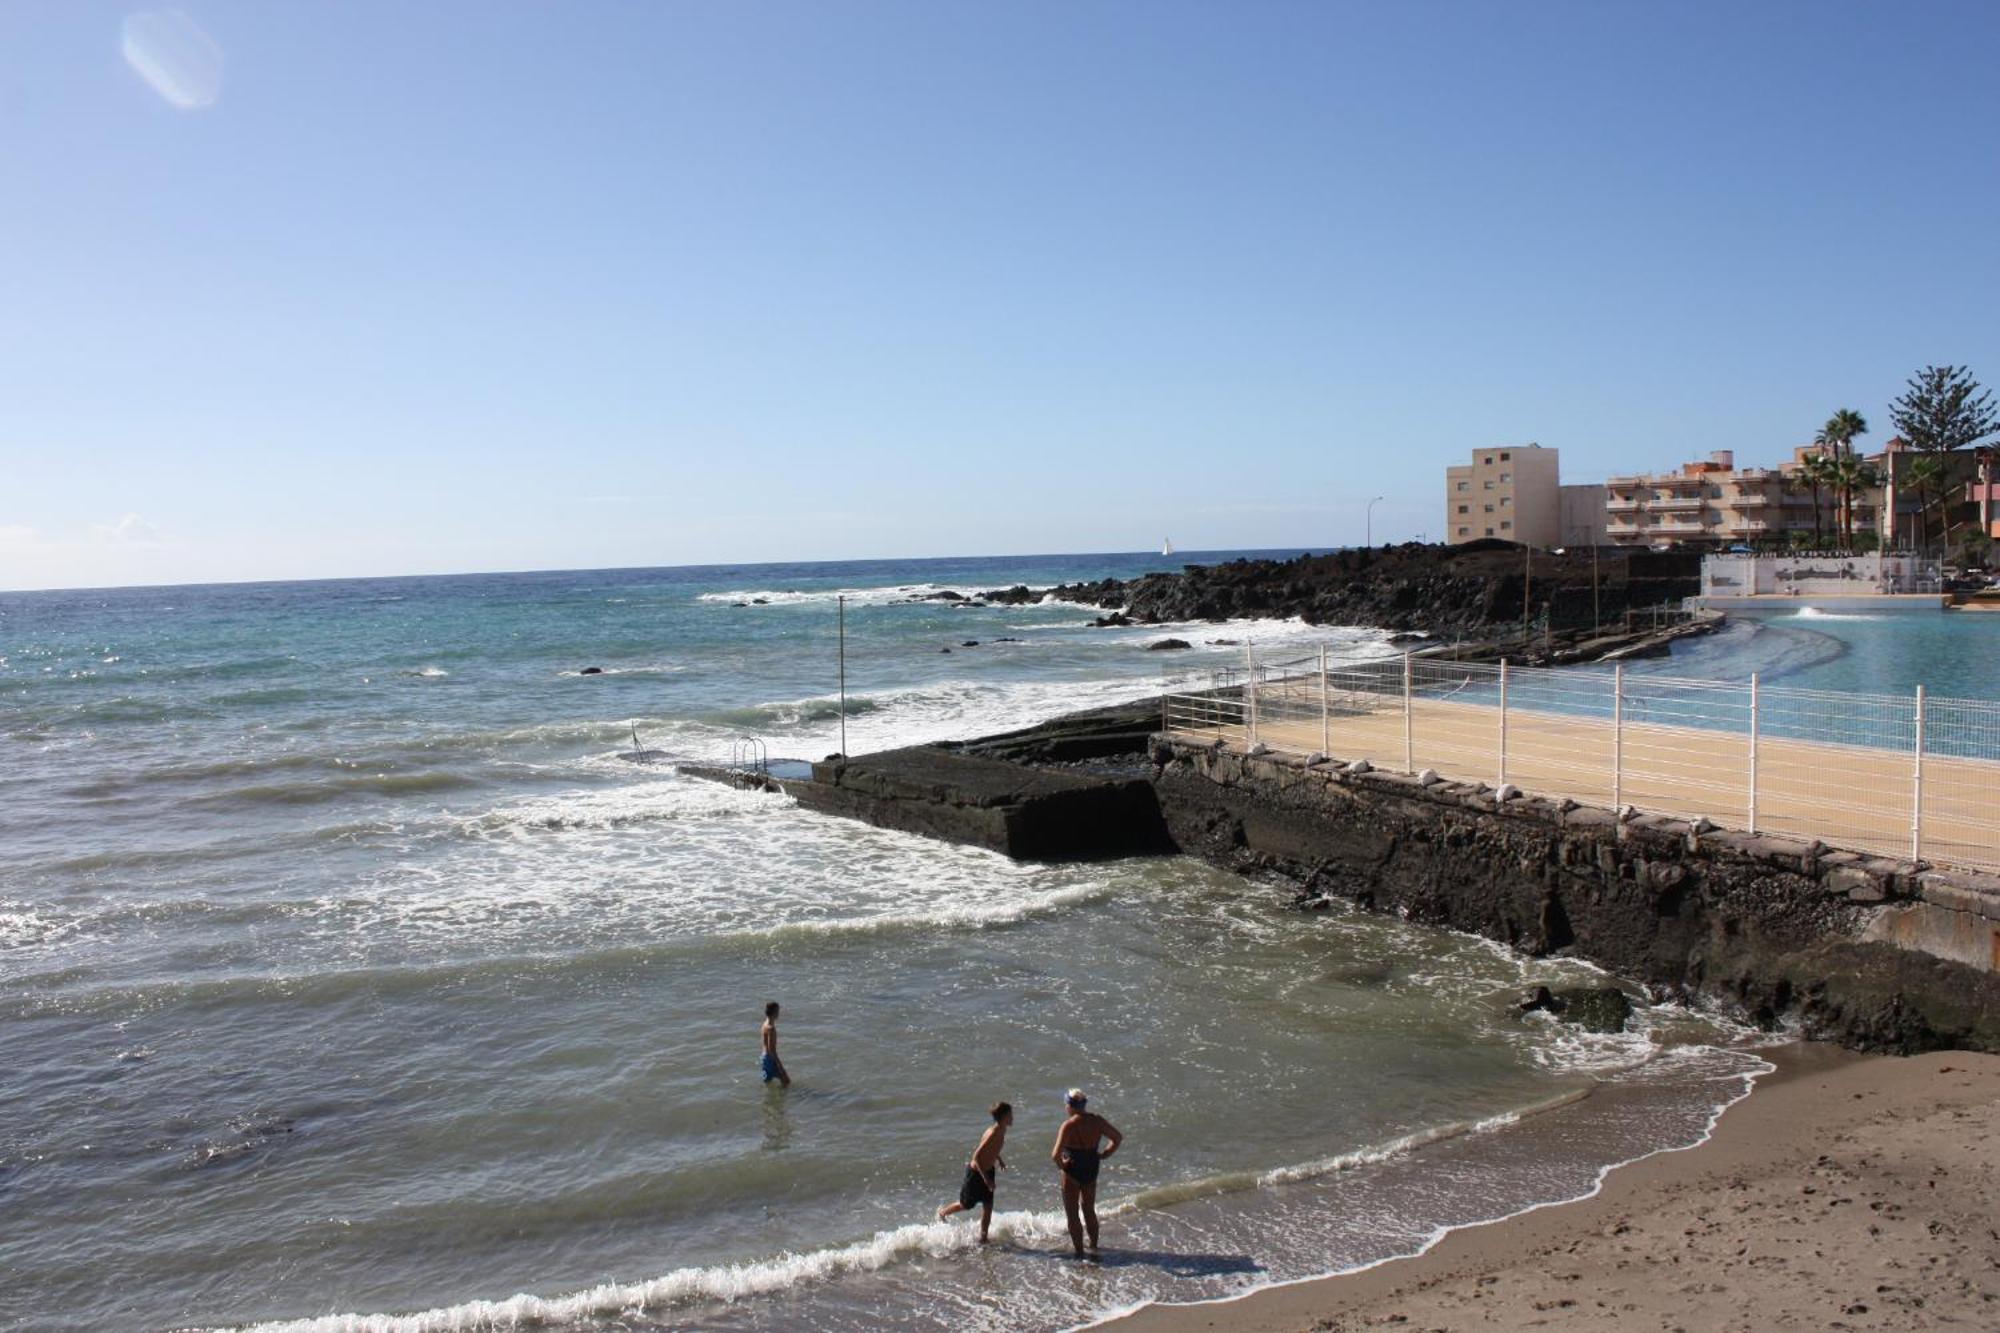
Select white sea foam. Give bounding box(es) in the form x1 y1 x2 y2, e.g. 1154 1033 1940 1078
1254 1088 1595 1187
311 770 1119 956
695 582 992 608
230 1210 1081 1332
1790 607 1884 622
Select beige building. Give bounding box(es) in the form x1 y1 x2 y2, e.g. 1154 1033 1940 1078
1604 449 1890 548
1445 443 1560 545
1606 451 1789 546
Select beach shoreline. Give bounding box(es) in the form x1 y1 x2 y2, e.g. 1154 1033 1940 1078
1100 1043 2000 1332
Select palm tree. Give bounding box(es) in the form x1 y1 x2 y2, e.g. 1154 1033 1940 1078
1827 453 1878 548
1903 454 1948 553
1799 451 1835 548
1820 408 1869 461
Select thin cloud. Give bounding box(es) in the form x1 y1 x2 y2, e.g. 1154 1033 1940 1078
88 514 166 544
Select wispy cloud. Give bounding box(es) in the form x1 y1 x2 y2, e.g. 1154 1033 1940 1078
88 513 165 544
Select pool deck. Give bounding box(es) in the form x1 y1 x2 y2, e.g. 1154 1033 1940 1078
1184 695 1998 875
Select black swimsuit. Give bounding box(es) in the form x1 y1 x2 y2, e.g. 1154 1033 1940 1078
1061 1145 1101 1186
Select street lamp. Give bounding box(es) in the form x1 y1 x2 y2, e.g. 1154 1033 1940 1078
1365 495 1386 548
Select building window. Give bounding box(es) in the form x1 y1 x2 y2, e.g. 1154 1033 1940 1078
1500 452 1511 461
1456 481 1469 492
1501 520 1512 530
1457 505 1468 514
1500 496 1511 507
1499 472 1511 483
1484 456 1494 465
1485 527 1495 536
1457 526 1470 536
1484 504 1494 513
1484 480 1494 490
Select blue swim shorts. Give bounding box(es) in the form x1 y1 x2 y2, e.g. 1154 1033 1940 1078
760 1052 781 1082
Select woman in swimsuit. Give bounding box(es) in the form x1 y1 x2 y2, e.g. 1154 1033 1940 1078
1051 1088 1122 1258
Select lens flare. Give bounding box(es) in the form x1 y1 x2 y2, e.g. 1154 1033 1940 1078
121 9 224 111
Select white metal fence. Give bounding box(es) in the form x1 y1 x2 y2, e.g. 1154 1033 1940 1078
1163 648 2000 875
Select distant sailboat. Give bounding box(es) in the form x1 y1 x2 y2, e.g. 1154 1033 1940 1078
1161 538 1175 557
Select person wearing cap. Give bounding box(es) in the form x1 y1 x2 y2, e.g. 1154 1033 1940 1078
935 1101 1013 1241
1051 1088 1122 1258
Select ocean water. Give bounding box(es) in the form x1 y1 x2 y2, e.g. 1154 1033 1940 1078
2 553 1778 1332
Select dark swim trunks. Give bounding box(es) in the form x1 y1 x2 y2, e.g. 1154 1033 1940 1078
1061 1146 1100 1186
958 1165 995 1210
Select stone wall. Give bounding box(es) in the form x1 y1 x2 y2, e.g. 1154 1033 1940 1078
1154 739 2000 1054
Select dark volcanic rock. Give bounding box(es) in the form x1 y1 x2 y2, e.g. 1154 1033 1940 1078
1092 613 1135 628
1552 986 1633 1033
1001 544 1700 639
579 666 604 675
980 585 1039 605
1147 638 1192 651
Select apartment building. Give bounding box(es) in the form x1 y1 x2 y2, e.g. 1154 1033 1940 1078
1606 451 1782 546
1444 444 1560 545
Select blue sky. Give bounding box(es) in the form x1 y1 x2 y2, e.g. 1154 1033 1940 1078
3 1 1997 590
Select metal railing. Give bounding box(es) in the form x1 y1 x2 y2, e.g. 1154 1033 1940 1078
1164 647 2000 875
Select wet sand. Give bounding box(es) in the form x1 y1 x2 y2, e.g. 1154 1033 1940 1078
1105 1044 2000 1332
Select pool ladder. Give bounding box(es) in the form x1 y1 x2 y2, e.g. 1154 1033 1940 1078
729 736 769 779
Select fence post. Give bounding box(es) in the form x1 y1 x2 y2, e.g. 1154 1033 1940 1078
1747 672 1759 833
1319 644 1330 757
1911 685 1926 861
1402 650 1414 772
1497 659 1510 787
1245 643 1258 749
1612 664 1625 810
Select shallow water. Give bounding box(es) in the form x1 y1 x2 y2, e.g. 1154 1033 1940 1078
1 554 1801 1331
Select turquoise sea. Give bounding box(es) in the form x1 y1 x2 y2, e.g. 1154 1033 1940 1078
7 552 1978 1331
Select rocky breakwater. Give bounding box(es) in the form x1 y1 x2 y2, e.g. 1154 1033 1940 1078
786 746 1174 862
1153 739 2000 1054
982 541 1702 643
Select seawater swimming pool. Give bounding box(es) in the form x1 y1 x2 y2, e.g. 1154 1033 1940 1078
1656 605 1997 699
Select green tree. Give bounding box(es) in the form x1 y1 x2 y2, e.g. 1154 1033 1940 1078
1799 451 1835 547
1818 407 1869 460
1889 365 1997 454
1827 453 1877 548
1903 454 1948 553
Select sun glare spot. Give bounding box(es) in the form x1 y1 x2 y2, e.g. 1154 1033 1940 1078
121 9 224 111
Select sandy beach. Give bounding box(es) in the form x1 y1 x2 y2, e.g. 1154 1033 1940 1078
1106 1044 2000 1332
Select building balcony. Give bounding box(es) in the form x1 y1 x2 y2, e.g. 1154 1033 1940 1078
1605 499 1645 513
1727 494 1777 508
1650 495 1706 512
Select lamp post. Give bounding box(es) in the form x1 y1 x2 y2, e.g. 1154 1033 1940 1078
1365 495 1386 548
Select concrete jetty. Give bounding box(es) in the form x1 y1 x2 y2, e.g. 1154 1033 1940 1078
682 692 2000 1054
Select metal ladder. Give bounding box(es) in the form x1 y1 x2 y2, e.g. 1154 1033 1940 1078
729 736 769 779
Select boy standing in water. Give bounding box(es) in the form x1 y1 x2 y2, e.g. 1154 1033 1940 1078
759 1001 790 1087
937 1102 1012 1241
1052 1088 1121 1258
